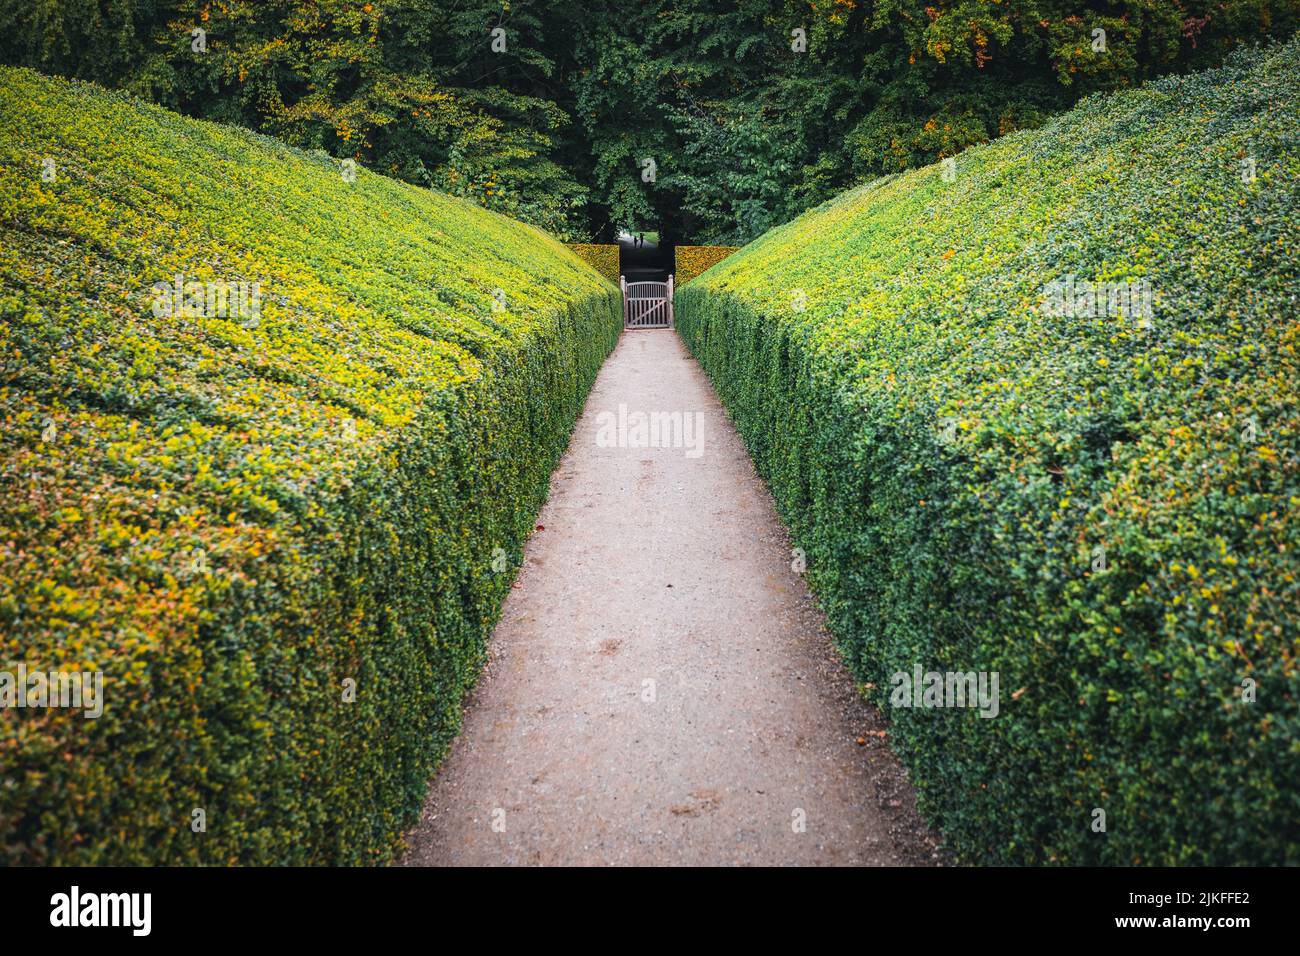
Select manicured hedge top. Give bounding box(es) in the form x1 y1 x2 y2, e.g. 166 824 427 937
677 39 1300 864
0 66 618 864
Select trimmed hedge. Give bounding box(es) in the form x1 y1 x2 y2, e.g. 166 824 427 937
675 245 739 285
676 40 1300 865
567 243 620 285
0 67 622 864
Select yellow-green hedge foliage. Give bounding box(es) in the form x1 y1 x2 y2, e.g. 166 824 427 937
675 245 739 284
567 243 620 285
0 68 621 864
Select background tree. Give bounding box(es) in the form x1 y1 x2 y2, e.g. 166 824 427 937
3 0 1296 243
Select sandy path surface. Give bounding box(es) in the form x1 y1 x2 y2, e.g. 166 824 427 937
400 330 941 866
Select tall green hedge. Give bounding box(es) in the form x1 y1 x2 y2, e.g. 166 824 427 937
675 246 740 286
0 67 621 864
567 243 621 285
676 39 1300 865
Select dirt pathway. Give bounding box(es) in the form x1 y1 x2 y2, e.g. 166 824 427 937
400 330 941 866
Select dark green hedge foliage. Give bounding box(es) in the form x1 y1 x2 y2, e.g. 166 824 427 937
676 40 1300 865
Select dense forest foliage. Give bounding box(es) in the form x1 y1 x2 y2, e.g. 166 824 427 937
4 1 1297 243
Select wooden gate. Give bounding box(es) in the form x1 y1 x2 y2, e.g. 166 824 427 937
620 276 674 329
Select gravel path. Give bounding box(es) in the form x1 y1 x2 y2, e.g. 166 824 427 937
400 330 942 866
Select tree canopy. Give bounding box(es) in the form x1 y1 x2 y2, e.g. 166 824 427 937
5 1 1297 243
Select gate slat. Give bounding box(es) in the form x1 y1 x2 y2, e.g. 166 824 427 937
622 279 672 330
